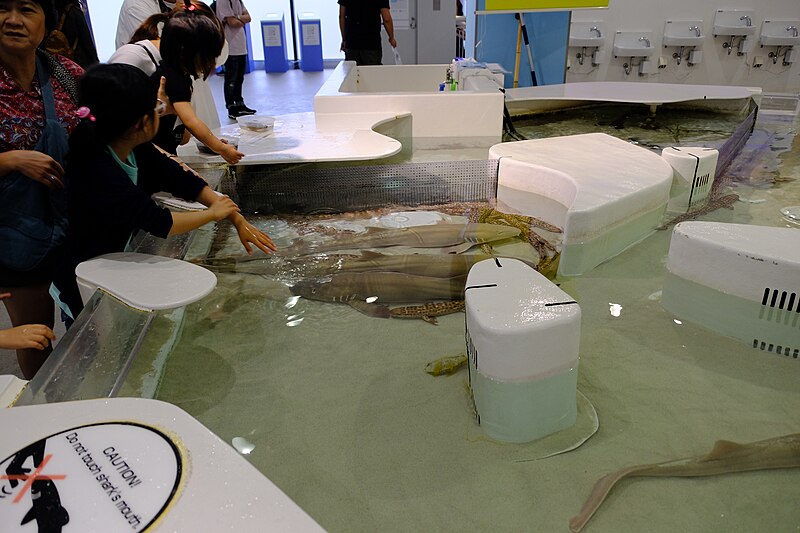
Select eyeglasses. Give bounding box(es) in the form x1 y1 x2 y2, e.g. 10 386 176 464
155 99 167 116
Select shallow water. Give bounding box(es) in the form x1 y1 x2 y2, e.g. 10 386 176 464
510 103 747 149
149 111 800 532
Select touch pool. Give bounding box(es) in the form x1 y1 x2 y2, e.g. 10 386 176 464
17 102 800 532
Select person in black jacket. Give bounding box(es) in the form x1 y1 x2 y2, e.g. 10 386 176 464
52 63 275 322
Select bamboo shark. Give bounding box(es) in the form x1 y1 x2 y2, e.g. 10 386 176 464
281 223 521 256
201 252 497 279
570 432 800 532
290 272 467 317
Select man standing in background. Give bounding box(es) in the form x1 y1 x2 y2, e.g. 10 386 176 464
115 0 174 49
216 0 257 119
338 0 396 66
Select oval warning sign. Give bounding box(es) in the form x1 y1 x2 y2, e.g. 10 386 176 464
0 422 182 532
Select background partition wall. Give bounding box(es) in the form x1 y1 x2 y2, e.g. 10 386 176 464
87 0 344 64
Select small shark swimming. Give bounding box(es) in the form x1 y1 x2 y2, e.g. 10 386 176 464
281 223 521 256
200 252 499 280
570 432 800 532
290 271 467 318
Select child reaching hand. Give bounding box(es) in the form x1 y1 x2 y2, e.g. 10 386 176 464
51 63 275 323
0 293 56 353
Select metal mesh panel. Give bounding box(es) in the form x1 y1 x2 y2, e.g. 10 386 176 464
220 160 499 214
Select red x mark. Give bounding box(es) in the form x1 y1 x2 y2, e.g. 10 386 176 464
1 454 67 503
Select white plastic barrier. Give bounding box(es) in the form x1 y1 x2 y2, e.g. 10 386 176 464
465 258 581 443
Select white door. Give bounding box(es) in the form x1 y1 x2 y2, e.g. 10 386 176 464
383 0 416 64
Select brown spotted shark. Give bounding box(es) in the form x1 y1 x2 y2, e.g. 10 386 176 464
290 272 467 318
389 300 466 324
570 432 800 532
280 223 521 256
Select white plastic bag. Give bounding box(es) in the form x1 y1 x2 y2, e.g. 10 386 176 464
392 47 402 65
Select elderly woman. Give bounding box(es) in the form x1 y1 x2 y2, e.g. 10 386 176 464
0 0 83 378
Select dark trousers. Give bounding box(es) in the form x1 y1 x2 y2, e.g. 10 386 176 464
223 54 247 108
344 48 383 66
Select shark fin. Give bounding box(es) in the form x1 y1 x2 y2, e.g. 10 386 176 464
702 440 747 461
358 250 386 259
348 301 391 319
21 507 35 525
422 316 439 325
441 243 473 254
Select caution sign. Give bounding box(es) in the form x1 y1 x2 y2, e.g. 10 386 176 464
0 422 182 532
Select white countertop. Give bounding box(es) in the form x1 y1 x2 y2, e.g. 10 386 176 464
176 111 406 165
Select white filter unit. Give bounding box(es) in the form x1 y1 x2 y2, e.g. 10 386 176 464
663 222 800 358
661 146 718 212
465 258 581 443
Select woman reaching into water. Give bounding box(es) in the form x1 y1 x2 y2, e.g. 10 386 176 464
51 63 275 323
109 1 242 164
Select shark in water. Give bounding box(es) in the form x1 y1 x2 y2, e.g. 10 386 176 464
570 432 800 532
280 223 521 256
290 271 467 318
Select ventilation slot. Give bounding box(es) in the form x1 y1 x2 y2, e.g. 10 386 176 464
761 287 799 312
687 172 712 207
752 339 799 359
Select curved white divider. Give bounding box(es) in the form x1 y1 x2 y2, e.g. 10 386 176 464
504 81 759 114
76 253 217 312
491 133 674 276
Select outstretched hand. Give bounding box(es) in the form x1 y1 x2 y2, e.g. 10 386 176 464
233 217 277 255
218 141 244 165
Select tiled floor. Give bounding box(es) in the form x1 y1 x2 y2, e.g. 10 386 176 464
0 67 335 378
211 66 331 119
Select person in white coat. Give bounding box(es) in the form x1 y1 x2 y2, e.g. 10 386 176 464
115 0 175 49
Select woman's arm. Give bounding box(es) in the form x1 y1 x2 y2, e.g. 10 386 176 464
0 150 65 188
168 194 239 235
173 101 244 164
381 8 396 48
194 186 277 254
339 5 346 51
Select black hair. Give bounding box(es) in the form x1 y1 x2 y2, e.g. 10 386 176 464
67 63 159 164
159 7 224 80
25 0 58 32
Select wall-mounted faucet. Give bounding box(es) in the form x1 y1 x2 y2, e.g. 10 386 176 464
639 36 651 47
788 25 799 37
740 15 752 27
590 26 602 38
689 25 701 37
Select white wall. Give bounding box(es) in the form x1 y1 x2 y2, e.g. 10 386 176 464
87 0 345 63
567 0 800 92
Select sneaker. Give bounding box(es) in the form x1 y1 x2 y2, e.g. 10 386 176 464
239 105 257 115
227 105 244 119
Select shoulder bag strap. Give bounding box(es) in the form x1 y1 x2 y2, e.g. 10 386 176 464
135 43 160 69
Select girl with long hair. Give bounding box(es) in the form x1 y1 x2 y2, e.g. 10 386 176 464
51 63 274 321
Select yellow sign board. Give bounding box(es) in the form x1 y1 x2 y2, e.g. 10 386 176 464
485 0 609 9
